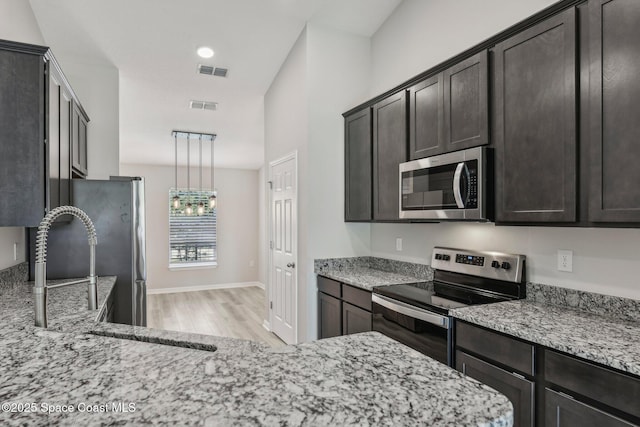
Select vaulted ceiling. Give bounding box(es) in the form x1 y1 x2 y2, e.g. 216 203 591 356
29 0 401 169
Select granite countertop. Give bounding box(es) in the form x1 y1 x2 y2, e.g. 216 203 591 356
0 274 513 426
318 266 431 290
451 300 640 377
314 257 433 291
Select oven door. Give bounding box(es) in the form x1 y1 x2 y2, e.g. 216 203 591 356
399 146 485 220
372 294 452 366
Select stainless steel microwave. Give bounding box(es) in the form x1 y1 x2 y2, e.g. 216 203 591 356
399 147 488 220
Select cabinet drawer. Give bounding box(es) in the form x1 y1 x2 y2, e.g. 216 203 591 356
545 349 640 419
457 351 534 427
342 284 371 311
545 388 637 427
317 276 341 298
456 321 535 376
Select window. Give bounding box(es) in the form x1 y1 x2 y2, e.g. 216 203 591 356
169 189 217 268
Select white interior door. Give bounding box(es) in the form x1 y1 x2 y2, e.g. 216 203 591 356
269 152 297 344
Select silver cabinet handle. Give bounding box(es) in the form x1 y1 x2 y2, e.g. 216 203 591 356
453 162 465 208
287 262 296 268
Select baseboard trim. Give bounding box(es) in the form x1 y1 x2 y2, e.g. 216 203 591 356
148 281 264 295
262 319 270 331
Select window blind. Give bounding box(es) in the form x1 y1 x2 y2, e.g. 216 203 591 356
169 190 217 265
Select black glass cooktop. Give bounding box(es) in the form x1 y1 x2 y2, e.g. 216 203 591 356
373 280 516 315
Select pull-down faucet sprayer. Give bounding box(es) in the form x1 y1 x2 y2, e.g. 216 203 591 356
33 206 98 328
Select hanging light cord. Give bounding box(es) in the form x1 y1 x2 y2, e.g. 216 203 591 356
187 135 191 202
174 134 178 190
211 139 215 195
199 136 203 192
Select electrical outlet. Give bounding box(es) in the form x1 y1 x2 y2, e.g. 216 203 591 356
557 250 573 272
395 238 403 251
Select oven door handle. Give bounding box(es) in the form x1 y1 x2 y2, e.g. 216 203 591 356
372 294 450 329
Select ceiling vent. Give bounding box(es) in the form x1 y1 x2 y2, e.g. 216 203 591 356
197 64 229 78
190 100 218 111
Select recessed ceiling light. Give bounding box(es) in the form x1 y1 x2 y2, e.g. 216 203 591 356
197 46 214 59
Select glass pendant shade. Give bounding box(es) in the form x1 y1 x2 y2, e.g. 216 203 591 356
209 194 217 209
197 202 205 215
185 202 193 215
172 195 180 209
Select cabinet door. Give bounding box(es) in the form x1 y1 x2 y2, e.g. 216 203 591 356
409 74 443 159
48 67 61 210
72 103 88 177
545 388 636 427
0 50 46 226
344 108 372 221
373 91 407 220
318 292 341 339
59 85 72 207
494 9 577 223
588 0 640 222
457 351 534 427
443 50 489 153
342 302 371 335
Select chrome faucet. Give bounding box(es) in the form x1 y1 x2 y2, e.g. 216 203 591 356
34 206 98 328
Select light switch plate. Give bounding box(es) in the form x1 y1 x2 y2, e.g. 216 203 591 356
395 238 402 251
557 249 573 272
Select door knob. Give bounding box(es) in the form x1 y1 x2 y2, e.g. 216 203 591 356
287 262 296 268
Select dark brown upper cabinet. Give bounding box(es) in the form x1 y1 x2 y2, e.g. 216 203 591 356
588 0 640 222
443 51 489 153
0 40 89 227
72 101 89 177
344 108 372 221
409 74 443 159
409 51 488 160
373 91 407 221
494 9 577 223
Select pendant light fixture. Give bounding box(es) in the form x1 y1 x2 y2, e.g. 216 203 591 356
172 133 180 209
171 130 217 214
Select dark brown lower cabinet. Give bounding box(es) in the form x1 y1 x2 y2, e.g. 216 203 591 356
342 302 372 335
318 292 341 339
456 351 534 427
318 275 371 339
545 388 636 427
456 320 640 427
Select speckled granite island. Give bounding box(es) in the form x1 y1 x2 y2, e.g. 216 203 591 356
0 264 514 426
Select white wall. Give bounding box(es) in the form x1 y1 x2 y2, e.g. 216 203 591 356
370 0 557 95
368 0 640 301
52 56 120 180
0 0 46 271
0 0 45 45
120 164 259 291
264 23 372 342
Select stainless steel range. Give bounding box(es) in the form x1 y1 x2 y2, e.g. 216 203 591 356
372 247 526 366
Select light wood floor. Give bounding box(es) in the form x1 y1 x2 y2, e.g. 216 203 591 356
147 286 286 348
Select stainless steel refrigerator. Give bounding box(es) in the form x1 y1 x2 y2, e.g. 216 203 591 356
28 177 147 326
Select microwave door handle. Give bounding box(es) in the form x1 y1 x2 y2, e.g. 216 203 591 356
453 162 465 208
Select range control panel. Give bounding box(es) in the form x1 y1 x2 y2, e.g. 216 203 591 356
431 247 525 283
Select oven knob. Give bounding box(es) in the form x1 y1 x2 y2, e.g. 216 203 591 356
435 254 443 260
491 260 500 268
442 254 450 261
501 262 511 270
